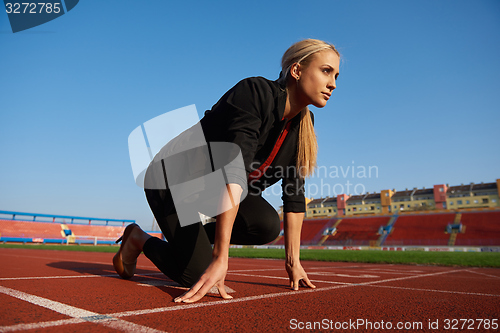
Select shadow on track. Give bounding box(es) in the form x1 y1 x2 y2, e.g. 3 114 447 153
45 261 189 299
46 261 158 277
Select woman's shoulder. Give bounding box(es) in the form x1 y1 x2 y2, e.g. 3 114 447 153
231 76 283 97
203 76 286 122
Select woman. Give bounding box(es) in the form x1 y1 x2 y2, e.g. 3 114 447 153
114 39 340 303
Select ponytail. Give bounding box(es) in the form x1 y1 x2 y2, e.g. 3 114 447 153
297 107 317 178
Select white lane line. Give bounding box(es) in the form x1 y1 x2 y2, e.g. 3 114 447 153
0 272 166 281
137 280 236 294
228 268 284 273
0 286 165 333
364 270 423 275
0 265 418 282
109 268 469 319
357 269 464 286
97 318 165 333
464 269 500 279
367 268 424 273
109 284 353 318
227 265 364 273
1 267 493 332
228 272 351 285
0 253 113 265
0 286 96 318
308 272 380 278
0 318 85 332
0 265 376 282
322 267 424 276
0 252 159 270
0 275 106 281
369 284 500 297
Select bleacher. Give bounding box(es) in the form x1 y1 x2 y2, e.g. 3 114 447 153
300 218 333 245
383 213 455 246
0 219 127 245
0 211 162 245
270 218 335 246
269 211 499 248
322 216 390 246
455 211 500 246
0 219 64 243
2 210 499 248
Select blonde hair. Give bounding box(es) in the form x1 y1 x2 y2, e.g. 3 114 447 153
279 39 339 178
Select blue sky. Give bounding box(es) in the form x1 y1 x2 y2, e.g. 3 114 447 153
1 0 499 230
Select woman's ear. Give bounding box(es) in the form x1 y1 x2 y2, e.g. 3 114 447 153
290 62 301 81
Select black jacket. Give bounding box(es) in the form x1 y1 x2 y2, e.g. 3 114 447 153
200 77 307 213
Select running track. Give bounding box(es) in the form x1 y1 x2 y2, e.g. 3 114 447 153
0 248 499 332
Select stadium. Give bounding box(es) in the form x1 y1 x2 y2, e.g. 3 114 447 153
2 179 498 250
273 179 500 250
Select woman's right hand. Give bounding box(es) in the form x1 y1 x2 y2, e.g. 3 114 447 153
174 257 233 304
175 184 241 304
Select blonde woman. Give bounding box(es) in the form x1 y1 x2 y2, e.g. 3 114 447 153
114 39 340 303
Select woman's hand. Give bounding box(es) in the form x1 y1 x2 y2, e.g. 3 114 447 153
174 183 242 304
283 212 315 290
285 259 316 290
174 257 232 303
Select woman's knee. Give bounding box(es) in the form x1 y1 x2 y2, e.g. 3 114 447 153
263 225 281 244
254 212 281 244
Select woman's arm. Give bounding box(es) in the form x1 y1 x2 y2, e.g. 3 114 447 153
174 183 242 303
283 212 316 290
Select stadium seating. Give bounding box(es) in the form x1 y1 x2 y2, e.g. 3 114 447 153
455 211 500 246
0 219 63 241
300 218 332 245
63 223 124 243
322 216 390 246
2 211 499 247
0 218 163 245
383 213 455 246
270 219 333 246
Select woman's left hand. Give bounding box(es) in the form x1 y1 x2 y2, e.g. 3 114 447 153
285 260 316 291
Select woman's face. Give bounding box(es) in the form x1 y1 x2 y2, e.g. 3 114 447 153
295 50 340 108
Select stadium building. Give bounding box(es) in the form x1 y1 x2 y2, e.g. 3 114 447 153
305 179 500 218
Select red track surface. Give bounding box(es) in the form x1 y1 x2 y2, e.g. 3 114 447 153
1 248 499 332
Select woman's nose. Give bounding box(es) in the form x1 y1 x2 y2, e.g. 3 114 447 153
328 79 336 91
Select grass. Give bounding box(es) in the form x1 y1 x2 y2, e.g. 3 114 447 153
1 243 499 267
228 248 500 268
0 243 119 253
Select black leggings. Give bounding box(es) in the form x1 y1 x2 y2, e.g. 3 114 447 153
142 189 280 287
